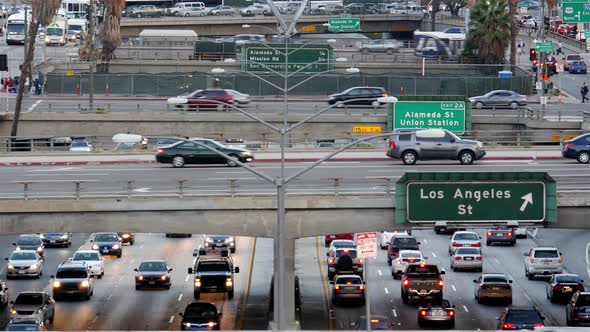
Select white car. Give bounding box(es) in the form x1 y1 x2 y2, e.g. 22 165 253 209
328 240 356 254
379 230 411 249
69 250 104 278
448 231 481 255
523 18 537 28
225 89 251 105
6 250 43 279
524 247 563 280
181 7 206 16
391 250 424 278
240 4 270 15
69 141 92 152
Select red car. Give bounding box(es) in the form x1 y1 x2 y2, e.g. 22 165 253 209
167 89 234 111
325 233 354 247
557 24 568 35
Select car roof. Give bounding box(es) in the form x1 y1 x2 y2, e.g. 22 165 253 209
532 246 558 250
11 249 37 254
453 231 478 235
18 234 40 238
58 261 87 269
399 250 421 255
75 250 100 254
140 259 167 264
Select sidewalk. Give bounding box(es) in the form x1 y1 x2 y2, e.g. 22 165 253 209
0 148 565 166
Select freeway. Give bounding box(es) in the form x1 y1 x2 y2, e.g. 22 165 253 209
0 233 262 330
1 159 589 198
298 227 590 330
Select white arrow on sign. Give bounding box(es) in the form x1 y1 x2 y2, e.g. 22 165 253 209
520 193 533 212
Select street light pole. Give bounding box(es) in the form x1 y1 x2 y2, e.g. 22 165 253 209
88 0 95 111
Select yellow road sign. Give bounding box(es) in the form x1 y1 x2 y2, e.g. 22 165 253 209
353 125 382 134
66 70 75 77
551 134 577 142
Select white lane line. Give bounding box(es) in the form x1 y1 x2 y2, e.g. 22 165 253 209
29 167 74 172
178 294 183 301
169 315 175 324
528 228 538 239
205 177 257 181
463 305 469 313
392 309 398 317
107 294 113 301
384 287 389 294
377 269 382 276
25 173 109 177
185 275 190 282
192 258 197 265
431 252 437 258
585 241 590 282
423 239 427 244
25 100 42 113
494 258 501 264
451 285 457 292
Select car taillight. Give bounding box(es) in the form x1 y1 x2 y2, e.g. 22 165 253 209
334 285 340 290
438 279 444 287
530 257 535 262
329 258 335 264
157 149 165 153
448 310 455 316
472 243 481 247
553 285 563 290
476 256 482 260
358 285 364 290
487 232 492 236
507 232 512 236
578 285 585 291
389 141 396 149
534 324 544 328
565 143 574 149
503 323 515 329
403 279 410 287
452 242 462 247
358 258 363 264
420 310 428 316
454 256 462 261
559 257 564 262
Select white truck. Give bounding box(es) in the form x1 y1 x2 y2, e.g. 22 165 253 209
66 18 87 41
45 16 68 46
5 12 31 45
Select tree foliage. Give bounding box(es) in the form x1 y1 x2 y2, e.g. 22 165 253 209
467 0 511 63
99 0 125 61
509 0 517 65
443 0 467 17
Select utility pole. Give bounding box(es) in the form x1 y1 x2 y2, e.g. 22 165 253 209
540 0 546 110
88 0 95 111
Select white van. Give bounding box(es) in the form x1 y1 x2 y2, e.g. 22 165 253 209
167 2 205 16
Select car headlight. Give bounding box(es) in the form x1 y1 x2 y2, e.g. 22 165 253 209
138 275 144 280
52 281 61 288
195 278 201 287
15 246 21 251
208 322 217 327
239 151 251 157
205 237 212 243
81 280 90 288
477 142 484 148
184 323 191 327
226 278 233 287
8 264 14 270
29 263 37 270
44 37 49 43
61 234 68 239
36 247 43 252
225 237 234 243
161 275 167 280
10 309 16 315
122 234 130 238
91 244 99 250
112 244 120 250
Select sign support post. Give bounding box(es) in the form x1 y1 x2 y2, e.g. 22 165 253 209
357 231 377 332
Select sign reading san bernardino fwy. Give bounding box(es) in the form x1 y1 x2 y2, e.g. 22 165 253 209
406 181 546 223
394 101 466 134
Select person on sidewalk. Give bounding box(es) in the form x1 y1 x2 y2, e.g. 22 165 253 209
581 83 589 103
556 42 564 56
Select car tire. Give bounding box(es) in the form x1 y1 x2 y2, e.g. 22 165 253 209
566 317 574 326
486 241 491 246
475 101 484 109
361 48 369 54
510 240 516 246
98 274 102 279
185 13 190 17
137 13 142 18
459 150 475 165
452 266 458 272
130 239 135 245
510 101 519 109
577 151 590 163
227 155 239 167
166 285 171 290
386 48 394 54
401 290 408 304
165 234 170 238
228 290 234 299
172 156 185 168
263 10 269 15
230 247 236 253
478 267 483 272
117 252 122 258
331 296 339 306
49 315 54 324
401 150 417 165
136 285 141 290
193 291 200 299
86 293 91 300
527 271 534 280
387 258 392 266
246 10 251 14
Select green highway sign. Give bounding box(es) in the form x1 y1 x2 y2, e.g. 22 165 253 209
328 14 361 32
393 101 466 134
535 41 554 53
519 2 529 7
406 182 546 222
241 43 334 73
585 30 590 38
562 2 590 22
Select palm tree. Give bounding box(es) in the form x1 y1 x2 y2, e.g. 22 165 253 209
11 0 62 138
99 0 126 62
509 0 517 65
468 0 511 63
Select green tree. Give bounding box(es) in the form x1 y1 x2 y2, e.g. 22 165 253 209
468 0 511 63
442 0 467 17
99 0 125 61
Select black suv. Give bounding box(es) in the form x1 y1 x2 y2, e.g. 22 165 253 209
387 234 420 265
328 87 388 107
497 307 545 330
179 302 221 330
327 248 363 280
134 260 172 290
14 234 44 257
566 291 590 326
188 250 239 299
50 262 94 300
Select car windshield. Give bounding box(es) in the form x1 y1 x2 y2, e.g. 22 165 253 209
139 262 167 272
534 250 558 258
400 252 421 259
332 241 354 248
393 237 418 248
56 269 87 278
6 324 41 331
484 275 507 283
15 294 43 305
71 142 88 147
17 237 41 245
184 304 218 319
10 252 36 260
336 250 357 258
456 248 480 255
454 233 479 241
94 234 118 242
577 295 590 305
506 310 542 323
73 252 100 261
556 275 582 283
336 276 362 284
43 233 64 236
568 55 582 60
405 265 438 275
197 261 230 272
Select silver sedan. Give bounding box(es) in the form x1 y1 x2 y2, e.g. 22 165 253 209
450 247 482 272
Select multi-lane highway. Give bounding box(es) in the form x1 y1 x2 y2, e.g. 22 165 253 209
2 159 590 198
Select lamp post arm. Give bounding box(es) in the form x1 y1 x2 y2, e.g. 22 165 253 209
285 68 334 91
287 97 380 132
263 0 289 34
237 67 285 92
286 0 310 36
284 132 393 184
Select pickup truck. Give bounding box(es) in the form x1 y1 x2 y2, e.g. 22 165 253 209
400 263 445 304
187 248 239 299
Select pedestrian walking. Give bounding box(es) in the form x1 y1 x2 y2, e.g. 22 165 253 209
581 83 589 103
556 42 564 55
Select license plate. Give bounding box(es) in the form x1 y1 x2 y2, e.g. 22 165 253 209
432 310 445 316
149 281 155 285
330 235 335 238
419 290 428 294
465 257 474 261
102 249 109 253
491 287 501 291
542 261 550 265
18 270 25 275
50 240 56 243
463 244 469 246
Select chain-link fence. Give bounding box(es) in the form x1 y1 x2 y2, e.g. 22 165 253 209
45 70 533 97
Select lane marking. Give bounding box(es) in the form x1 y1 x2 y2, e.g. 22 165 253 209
586 241 590 282
107 294 113 301
451 285 457 292
205 177 257 181
25 100 42 113
185 275 190 282
169 315 174 324
528 228 538 239
431 252 437 258
377 269 382 276
235 237 257 331
392 309 398 317
423 239 427 244
463 305 469 313
384 287 389 294
317 236 334 331
178 294 183 301
494 258 501 264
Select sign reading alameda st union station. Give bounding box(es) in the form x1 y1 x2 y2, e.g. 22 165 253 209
393 101 466 134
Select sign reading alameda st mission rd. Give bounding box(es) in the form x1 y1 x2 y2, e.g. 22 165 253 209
241 43 334 73
393 101 466 134
395 172 557 224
